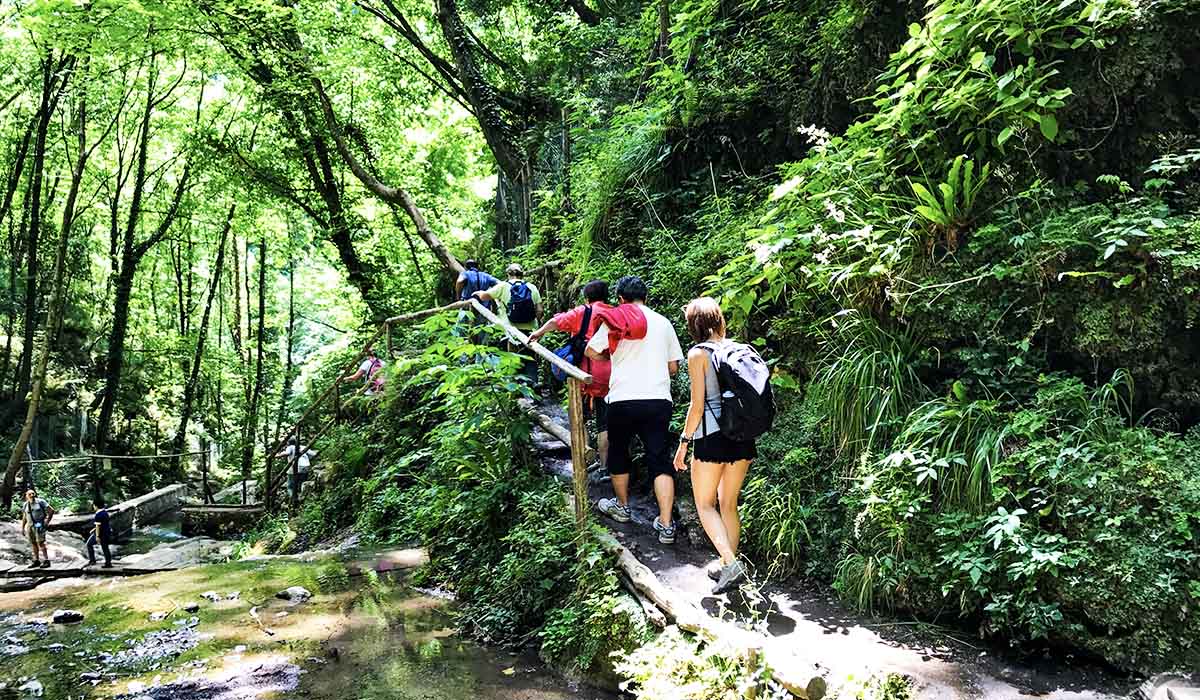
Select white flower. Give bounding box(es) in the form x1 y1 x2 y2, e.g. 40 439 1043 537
824 199 846 223
797 124 832 149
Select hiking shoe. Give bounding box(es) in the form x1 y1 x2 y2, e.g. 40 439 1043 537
598 498 631 523
653 518 676 544
102 562 113 569
28 561 41 570
706 560 722 581
712 560 748 595
40 560 51 568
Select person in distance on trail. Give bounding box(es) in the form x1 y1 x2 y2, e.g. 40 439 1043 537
585 276 684 544
344 346 386 396
530 280 614 472
473 263 543 386
454 259 499 308
86 497 114 569
275 436 317 503
21 488 54 569
673 297 771 594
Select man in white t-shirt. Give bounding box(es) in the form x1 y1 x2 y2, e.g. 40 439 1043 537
275 437 317 503
585 276 684 544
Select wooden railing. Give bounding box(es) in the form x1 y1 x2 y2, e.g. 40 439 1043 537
264 298 594 529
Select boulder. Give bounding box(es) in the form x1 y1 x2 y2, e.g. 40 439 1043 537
51 610 84 624
182 602 200 613
275 586 312 603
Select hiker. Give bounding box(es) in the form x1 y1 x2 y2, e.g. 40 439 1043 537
86 497 114 569
530 280 614 470
673 296 775 594
455 259 499 307
473 263 542 385
276 437 316 502
585 276 684 544
344 346 385 395
21 488 54 569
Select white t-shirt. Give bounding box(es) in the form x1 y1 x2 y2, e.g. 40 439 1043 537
359 358 381 375
283 445 314 471
587 305 684 403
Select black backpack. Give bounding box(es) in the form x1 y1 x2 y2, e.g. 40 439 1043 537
696 341 776 441
507 281 536 324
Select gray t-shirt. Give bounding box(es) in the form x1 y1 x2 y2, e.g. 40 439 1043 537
25 498 49 525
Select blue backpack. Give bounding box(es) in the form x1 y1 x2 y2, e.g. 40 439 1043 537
462 270 496 311
507 281 536 324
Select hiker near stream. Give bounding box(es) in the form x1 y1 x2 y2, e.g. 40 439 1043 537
21 488 54 568
473 263 543 386
276 437 317 501
586 276 684 544
674 296 775 594
530 280 614 471
86 497 114 568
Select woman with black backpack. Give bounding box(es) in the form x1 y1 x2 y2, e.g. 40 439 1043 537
673 297 774 594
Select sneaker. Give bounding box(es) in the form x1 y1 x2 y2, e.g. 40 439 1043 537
653 518 676 544
102 562 113 569
28 561 41 570
597 498 631 523
40 560 51 568
706 560 722 581
712 560 747 595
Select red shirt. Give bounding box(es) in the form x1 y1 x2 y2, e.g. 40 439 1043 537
553 302 613 398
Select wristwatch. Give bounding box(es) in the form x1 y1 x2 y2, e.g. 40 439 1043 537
679 435 692 444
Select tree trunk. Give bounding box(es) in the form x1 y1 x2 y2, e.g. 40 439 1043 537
274 254 295 445
171 203 234 476
240 237 267 503
2 92 87 508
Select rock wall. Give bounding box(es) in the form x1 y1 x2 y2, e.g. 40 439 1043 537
50 484 188 539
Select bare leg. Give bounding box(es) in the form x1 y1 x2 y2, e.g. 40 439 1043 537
653 473 675 527
691 458 735 563
612 473 630 506
718 459 752 557
597 431 609 468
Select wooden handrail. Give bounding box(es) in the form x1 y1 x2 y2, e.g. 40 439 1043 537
264 296 594 516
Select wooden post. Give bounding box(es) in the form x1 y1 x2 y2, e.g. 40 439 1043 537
334 380 341 422
566 378 589 530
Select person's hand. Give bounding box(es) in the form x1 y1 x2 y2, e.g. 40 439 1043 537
673 442 689 472
529 327 547 341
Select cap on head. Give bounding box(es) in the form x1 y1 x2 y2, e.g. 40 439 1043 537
505 263 524 278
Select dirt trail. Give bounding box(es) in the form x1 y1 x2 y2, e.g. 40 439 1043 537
530 401 1142 700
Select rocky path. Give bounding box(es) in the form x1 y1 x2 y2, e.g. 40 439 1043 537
528 401 1168 700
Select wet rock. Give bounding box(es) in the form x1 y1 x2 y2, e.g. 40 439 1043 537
17 678 43 696
226 591 240 601
276 586 312 603
149 612 168 622
43 643 64 653
51 610 84 624
2 642 30 657
182 602 200 613
80 671 102 683
102 626 200 669
111 659 300 699
200 591 222 602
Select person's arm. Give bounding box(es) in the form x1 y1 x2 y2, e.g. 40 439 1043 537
472 289 494 301
585 323 610 361
667 327 685 376
44 503 54 525
668 360 680 375
528 319 557 342
454 273 466 297
344 369 364 382
673 350 709 471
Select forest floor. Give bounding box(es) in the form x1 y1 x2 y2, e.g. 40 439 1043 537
531 401 1145 700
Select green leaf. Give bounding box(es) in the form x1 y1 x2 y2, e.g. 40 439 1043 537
1114 274 1135 288
1039 114 1059 141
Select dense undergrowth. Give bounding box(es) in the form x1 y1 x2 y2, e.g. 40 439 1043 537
532 0 1200 677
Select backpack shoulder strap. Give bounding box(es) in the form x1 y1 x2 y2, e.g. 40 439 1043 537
575 305 593 343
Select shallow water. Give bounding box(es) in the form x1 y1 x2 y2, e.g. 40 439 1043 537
0 557 613 700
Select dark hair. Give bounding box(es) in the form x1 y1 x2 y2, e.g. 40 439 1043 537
464 259 479 270
684 297 726 343
615 276 647 303
582 280 609 303
93 496 106 510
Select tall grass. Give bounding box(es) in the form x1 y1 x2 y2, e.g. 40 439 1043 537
811 317 928 467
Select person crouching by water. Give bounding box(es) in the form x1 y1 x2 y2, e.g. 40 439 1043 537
21 488 54 568
673 297 756 594
87 497 113 568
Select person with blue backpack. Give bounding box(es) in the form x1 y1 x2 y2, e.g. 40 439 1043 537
473 263 542 384
673 297 775 594
455 259 499 308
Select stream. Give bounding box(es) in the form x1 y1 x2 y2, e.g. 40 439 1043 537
0 553 613 700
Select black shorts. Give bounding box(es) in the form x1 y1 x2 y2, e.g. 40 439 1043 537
584 397 608 433
607 399 673 479
693 431 757 463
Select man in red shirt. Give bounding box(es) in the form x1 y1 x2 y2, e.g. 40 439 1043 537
530 280 613 469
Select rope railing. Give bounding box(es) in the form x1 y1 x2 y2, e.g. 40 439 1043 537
264 298 594 529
